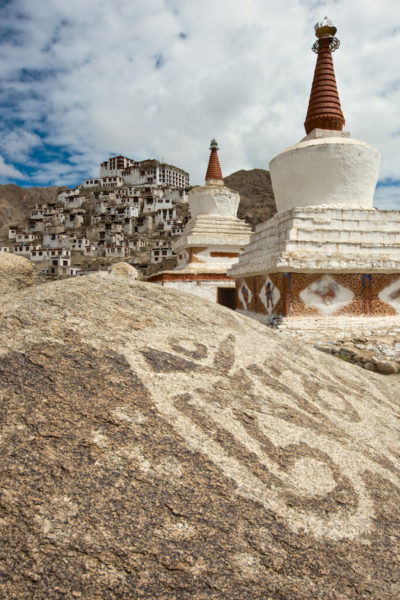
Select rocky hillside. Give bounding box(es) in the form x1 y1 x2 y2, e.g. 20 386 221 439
224 168 276 228
0 184 63 237
0 252 399 599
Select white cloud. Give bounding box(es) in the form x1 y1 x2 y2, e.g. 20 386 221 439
0 0 399 188
0 156 24 179
0 131 42 162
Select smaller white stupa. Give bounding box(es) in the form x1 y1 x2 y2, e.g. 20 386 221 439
147 140 252 307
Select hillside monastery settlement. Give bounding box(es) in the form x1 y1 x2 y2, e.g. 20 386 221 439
2 18 400 321
2 158 189 278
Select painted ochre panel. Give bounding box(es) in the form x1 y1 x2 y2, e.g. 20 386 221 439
188 247 207 264
236 273 400 317
258 274 282 315
372 275 398 316
237 279 253 312
237 275 284 315
294 274 363 317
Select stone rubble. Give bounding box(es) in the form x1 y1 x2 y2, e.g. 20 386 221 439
262 316 400 377
314 338 400 375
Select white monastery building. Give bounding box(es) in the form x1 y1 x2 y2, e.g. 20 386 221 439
97 156 189 189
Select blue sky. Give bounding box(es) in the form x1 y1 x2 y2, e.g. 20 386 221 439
0 0 399 209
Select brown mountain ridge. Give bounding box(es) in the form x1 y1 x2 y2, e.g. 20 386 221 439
224 168 276 228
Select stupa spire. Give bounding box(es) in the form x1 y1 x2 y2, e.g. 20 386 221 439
304 17 345 135
205 139 223 184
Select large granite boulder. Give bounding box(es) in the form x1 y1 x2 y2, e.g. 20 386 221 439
0 275 399 599
0 250 33 296
109 261 139 279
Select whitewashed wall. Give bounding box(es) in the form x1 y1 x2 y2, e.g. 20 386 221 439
154 279 234 303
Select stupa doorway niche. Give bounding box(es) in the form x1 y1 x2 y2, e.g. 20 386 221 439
217 287 236 310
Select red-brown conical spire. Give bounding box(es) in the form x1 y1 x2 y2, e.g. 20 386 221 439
205 139 223 183
304 17 345 135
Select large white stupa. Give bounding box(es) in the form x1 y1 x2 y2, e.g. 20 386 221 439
230 18 400 323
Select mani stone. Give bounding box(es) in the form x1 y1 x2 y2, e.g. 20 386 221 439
0 274 399 599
